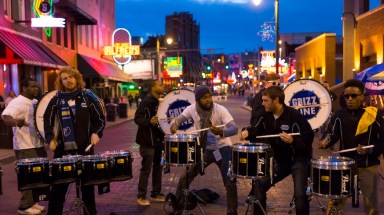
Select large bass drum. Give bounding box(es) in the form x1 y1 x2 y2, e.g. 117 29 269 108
34 90 58 142
284 79 332 130
158 89 195 134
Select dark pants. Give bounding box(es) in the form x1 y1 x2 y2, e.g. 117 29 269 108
14 147 47 210
175 146 238 215
47 183 96 215
252 158 310 215
137 144 163 198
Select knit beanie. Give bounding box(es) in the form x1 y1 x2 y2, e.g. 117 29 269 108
195 86 211 101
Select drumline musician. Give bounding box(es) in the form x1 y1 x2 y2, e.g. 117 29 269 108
1 78 47 214
319 79 384 214
241 85 314 215
43 67 106 215
170 85 239 215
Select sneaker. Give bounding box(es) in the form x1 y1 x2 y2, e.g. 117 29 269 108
150 193 166 202
137 197 150 206
18 207 41 214
32 203 45 211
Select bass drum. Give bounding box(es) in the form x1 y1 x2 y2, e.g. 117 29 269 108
158 89 195 134
284 79 332 130
34 90 58 142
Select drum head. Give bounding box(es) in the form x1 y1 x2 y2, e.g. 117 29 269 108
158 89 195 134
34 90 58 143
164 133 197 142
231 143 270 153
284 79 332 130
312 156 355 169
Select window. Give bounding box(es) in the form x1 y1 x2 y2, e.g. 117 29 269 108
70 23 75 50
85 26 89 47
78 25 82 44
64 22 68 48
56 28 61 46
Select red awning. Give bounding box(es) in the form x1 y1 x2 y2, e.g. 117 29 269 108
0 29 67 68
78 54 132 82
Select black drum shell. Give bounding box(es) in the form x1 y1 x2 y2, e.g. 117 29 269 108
100 150 132 182
16 158 51 191
50 158 79 184
164 134 197 166
81 155 111 186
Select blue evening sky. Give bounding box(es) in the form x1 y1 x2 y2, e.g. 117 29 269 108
115 0 348 54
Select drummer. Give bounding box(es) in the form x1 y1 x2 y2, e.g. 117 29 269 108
134 80 166 206
1 78 47 214
43 67 106 215
319 79 384 215
170 85 239 215
241 85 314 215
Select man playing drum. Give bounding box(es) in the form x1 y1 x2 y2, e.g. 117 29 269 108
241 86 314 215
170 85 239 215
319 79 384 215
134 80 166 206
1 78 47 214
43 67 106 215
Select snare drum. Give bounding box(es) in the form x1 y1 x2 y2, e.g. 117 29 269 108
164 134 197 166
100 150 132 181
311 156 357 198
231 143 273 179
15 158 50 191
81 155 111 186
51 156 81 184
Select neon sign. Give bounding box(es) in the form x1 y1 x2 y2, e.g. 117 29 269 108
32 0 66 37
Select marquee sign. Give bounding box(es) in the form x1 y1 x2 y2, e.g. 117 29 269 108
103 28 140 65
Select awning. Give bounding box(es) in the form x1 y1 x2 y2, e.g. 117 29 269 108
0 29 67 68
78 54 133 82
55 0 97 25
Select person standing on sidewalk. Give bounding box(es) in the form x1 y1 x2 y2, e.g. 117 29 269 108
241 86 314 215
170 85 239 215
43 67 106 215
1 78 47 215
134 80 166 206
319 79 384 215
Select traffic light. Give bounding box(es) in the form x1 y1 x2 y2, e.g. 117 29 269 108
206 65 211 71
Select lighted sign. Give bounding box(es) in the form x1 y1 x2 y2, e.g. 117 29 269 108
32 0 66 37
103 28 140 65
31 16 65 27
164 57 183 78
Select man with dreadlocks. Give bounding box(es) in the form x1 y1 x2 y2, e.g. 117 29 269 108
44 66 105 215
170 86 239 215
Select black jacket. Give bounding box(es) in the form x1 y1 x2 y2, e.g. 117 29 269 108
44 90 105 157
247 104 314 163
326 106 384 167
134 93 164 147
250 88 265 125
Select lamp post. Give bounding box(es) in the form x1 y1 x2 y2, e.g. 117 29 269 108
275 0 279 75
156 37 173 81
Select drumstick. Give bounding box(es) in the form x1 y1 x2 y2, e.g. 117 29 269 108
159 117 175 121
186 124 225 134
85 144 94 152
291 103 329 109
332 145 374 154
256 132 300 139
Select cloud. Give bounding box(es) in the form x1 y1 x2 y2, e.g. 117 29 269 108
191 0 248 4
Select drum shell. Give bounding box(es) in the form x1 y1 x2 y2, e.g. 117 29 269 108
50 157 80 184
231 143 274 179
81 155 111 186
100 150 132 181
16 158 50 191
311 156 356 198
164 134 197 166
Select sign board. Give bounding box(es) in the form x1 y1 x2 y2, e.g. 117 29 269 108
164 57 183 78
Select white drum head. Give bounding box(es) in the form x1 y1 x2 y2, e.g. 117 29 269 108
158 89 195 134
284 79 332 130
34 90 57 142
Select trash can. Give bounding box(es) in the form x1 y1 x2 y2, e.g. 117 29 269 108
106 104 116 121
118 103 128 118
0 118 13 149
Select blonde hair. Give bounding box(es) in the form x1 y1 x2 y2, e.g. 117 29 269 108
55 67 85 91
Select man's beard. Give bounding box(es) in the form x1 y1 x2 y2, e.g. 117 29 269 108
198 101 212 111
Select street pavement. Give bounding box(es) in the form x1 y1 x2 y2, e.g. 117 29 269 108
0 92 383 215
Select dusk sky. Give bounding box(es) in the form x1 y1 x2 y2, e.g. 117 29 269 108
115 0 351 54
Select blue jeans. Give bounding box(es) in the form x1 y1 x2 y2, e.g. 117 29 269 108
137 144 163 198
252 158 310 215
175 146 238 215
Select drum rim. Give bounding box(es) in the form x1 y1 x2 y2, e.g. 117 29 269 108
17 157 49 163
33 90 58 143
82 155 110 161
311 156 355 166
231 143 270 152
99 150 130 156
164 133 197 141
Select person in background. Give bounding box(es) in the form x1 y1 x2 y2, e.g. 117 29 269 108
1 78 47 215
128 94 134 108
241 86 314 215
170 85 239 215
44 67 105 215
135 80 166 206
319 79 384 215
5 90 16 107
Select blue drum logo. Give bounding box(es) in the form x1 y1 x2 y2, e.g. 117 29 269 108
167 100 194 130
289 90 320 120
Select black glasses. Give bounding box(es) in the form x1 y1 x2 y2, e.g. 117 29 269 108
343 93 362 99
